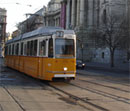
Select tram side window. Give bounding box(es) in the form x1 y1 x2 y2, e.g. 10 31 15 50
48 38 53 57
15 43 19 55
7 46 9 55
24 44 27 56
9 45 11 55
29 41 31 56
30 41 33 56
8 45 10 55
39 40 46 56
33 40 37 56
14 44 16 55
12 44 14 55
24 40 37 56
27 41 30 56
21 42 24 55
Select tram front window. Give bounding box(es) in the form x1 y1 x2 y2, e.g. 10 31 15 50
55 38 75 58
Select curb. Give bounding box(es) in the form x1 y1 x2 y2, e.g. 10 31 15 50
86 65 129 74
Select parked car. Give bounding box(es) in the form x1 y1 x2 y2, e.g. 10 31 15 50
76 60 85 69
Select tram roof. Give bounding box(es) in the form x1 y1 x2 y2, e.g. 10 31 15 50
22 27 75 39
6 27 75 44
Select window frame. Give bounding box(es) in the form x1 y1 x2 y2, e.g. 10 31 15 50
37 36 50 57
20 42 24 56
23 38 38 57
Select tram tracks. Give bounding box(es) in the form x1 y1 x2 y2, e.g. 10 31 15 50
97 79 130 87
46 82 109 111
67 81 130 104
44 78 130 111
18 71 130 110
0 104 4 111
79 73 130 87
1 85 26 111
78 79 130 93
15 75 102 111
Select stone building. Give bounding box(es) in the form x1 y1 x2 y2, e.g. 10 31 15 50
18 8 45 34
61 0 102 29
61 0 130 63
60 0 108 61
12 30 20 38
0 8 7 57
62 0 129 30
127 0 130 31
18 0 62 33
44 0 62 27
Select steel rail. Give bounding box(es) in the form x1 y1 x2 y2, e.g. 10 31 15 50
66 82 130 104
2 85 26 111
78 78 130 93
46 82 109 111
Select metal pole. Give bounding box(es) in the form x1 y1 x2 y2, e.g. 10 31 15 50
81 28 84 62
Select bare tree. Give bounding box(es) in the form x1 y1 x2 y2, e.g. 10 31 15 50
119 19 130 61
92 15 127 67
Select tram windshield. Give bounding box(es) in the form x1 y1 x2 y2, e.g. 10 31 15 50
55 38 75 58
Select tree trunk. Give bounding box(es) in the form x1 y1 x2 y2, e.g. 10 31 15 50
110 49 115 67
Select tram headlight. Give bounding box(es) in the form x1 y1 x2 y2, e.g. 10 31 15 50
64 67 68 71
82 64 85 66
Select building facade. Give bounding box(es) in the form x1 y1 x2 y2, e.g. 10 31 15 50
18 8 45 34
18 0 62 33
9 0 129 63
127 0 130 32
0 8 7 57
44 0 61 27
61 0 130 63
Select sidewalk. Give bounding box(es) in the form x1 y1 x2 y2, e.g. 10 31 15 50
83 62 129 74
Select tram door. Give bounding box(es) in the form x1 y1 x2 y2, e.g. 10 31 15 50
38 39 47 79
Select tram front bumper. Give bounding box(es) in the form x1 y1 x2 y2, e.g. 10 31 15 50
54 74 75 78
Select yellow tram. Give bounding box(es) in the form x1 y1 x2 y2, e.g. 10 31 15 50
5 27 76 81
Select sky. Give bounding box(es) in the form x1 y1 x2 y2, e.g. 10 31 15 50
0 0 50 33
